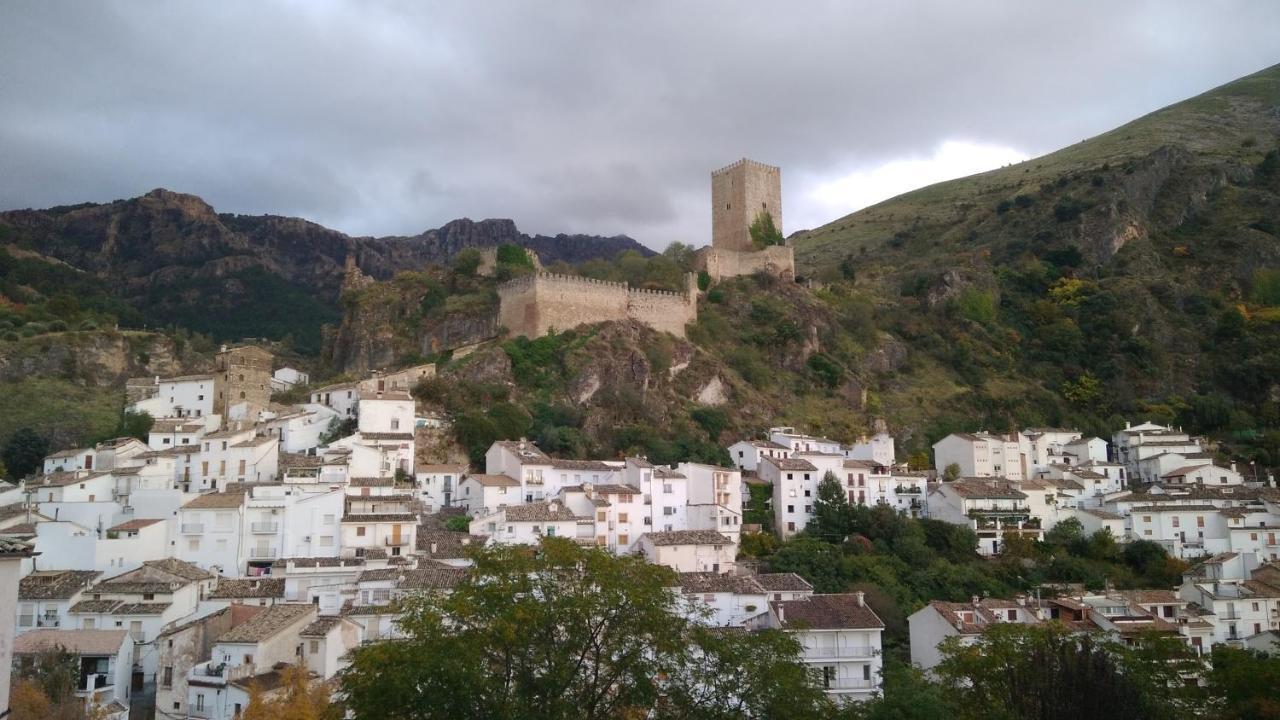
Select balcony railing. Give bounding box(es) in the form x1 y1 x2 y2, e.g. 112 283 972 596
825 678 877 691
250 522 279 534
894 485 922 494
249 547 278 559
37 617 60 628
805 645 876 659
181 523 204 534
383 537 409 547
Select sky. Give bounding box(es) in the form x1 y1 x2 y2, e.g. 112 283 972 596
2 2 1279 250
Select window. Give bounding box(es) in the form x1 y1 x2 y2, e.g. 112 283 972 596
804 489 811 497
356 527 366 537
18 604 32 627
143 593 155 601
319 536 333 547
546 527 556 537
787 505 794 513
162 666 173 688
663 483 673 494
196 694 205 711
618 534 629 546
1197 516 1205 528
238 459 246 475
1172 517 1180 528
597 512 607 522
618 513 628 523
1142 516 1151 523
188 538 200 551
310 640 319 653
804 505 812 513
822 666 835 688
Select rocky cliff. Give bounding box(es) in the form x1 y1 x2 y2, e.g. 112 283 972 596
0 191 651 353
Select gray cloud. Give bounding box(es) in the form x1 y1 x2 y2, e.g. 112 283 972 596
2 1 1278 248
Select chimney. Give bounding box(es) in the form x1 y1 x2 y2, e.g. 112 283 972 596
430 543 438 554
777 604 786 624
971 595 981 608
854 591 865 607
549 501 560 513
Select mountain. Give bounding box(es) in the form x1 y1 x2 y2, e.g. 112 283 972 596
0 190 651 353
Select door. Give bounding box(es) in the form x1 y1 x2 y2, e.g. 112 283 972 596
391 525 402 546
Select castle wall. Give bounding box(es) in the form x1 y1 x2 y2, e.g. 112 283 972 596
213 345 273 425
497 273 696 340
695 245 795 281
711 159 782 252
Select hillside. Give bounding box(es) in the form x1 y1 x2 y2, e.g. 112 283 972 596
0 190 651 353
392 64 1280 473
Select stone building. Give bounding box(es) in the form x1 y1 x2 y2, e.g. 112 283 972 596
213 345 273 424
695 158 795 281
497 272 697 340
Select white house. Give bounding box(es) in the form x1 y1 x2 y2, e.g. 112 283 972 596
1160 462 1245 487
17 569 101 634
635 530 735 574
13 629 133 714
726 440 792 473
0 538 34 714
769 427 844 455
845 432 896 466
761 456 821 538
750 593 885 703
470 501 587 546
270 367 310 393
908 597 1040 672
932 432 1028 480
415 463 468 512
926 479 1035 556
309 382 359 418
457 474 520 516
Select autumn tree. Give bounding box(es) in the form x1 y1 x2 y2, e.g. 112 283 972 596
340 538 831 719
241 665 337 720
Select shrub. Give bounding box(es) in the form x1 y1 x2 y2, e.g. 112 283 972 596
995 199 1012 215
696 270 711 291
954 288 997 325
1053 197 1087 222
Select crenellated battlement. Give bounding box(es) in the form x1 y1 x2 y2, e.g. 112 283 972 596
497 271 697 339
712 157 780 177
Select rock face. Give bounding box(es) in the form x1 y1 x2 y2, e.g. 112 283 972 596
0 190 653 352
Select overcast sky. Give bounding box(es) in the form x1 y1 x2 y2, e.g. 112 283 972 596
2 2 1279 249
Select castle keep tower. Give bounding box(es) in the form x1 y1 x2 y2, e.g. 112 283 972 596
213 344 273 425
711 158 783 251
696 158 794 281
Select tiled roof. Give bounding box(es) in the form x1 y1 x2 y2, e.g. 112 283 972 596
143 558 215 582
503 502 579 522
362 432 415 441
590 484 641 495
342 512 418 523
107 518 164 532
0 502 29 522
216 604 315 644
299 616 344 638
1079 508 1124 520
763 457 818 472
946 480 1027 500
753 573 813 593
399 564 469 590
464 474 519 488
549 459 615 471
0 536 36 556
416 530 483 558
209 578 286 599
642 530 732 546
70 600 123 613
773 594 884 630
115 602 172 615
1129 504 1220 513
493 440 551 463
280 453 324 469
13 629 128 656
677 572 765 594
1117 590 1182 605
20 570 102 600
182 492 247 509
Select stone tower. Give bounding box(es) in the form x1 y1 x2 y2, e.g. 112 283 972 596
711 158 782 252
213 344 273 425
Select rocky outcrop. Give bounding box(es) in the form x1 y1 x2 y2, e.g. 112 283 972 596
0 330 209 386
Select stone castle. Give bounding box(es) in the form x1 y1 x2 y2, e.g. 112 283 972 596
498 271 697 339
694 158 795 281
493 157 790 340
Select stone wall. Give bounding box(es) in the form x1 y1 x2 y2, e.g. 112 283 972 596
711 158 782 252
498 273 696 339
694 244 795 281
213 345 273 421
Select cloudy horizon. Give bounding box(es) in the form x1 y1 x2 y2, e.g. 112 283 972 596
2 2 1279 248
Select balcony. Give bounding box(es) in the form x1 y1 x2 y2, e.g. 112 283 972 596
249 547 278 559
250 521 279 534
382 536 409 547
805 645 876 659
37 617 60 628
181 523 204 535
894 485 922 495
825 678 877 692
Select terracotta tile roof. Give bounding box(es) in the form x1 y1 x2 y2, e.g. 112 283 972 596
107 518 164 532
20 570 102 600
753 573 813 593
946 480 1028 500
299 616 344 638
1129 504 1220 513
280 453 324 469
416 530 483 558
763 457 818 472
182 492 247 509
493 440 551 463
209 578 286 599
773 594 884 630
362 432 415 441
70 599 123 613
549 459 615 471
1079 508 1124 520
0 502 29 522
642 529 732 546
13 629 128 656
503 502 579 522
115 602 172 615
1117 590 1182 605
216 604 315 644
398 564 469 590
590 484 640 495
677 572 765 594
463 474 519 487
342 512 418 523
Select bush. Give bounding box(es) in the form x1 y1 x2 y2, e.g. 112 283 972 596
1053 197 1087 222
995 199 1012 215
954 288 997 325
696 270 711 291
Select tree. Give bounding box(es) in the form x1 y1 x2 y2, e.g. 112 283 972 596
1043 517 1084 548
1207 646 1280 719
115 410 153 442
10 648 83 720
748 210 785 248
936 623 1196 720
242 664 338 720
662 242 696 270
2 427 49 480
838 663 957 720
942 463 961 482
808 471 854 542
340 538 832 719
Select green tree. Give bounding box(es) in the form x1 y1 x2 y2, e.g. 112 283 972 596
340 538 831 719
808 471 854 542
839 663 958 720
1206 646 1280 719
115 410 153 442
942 462 961 481
749 210 785 248
2 427 49 480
